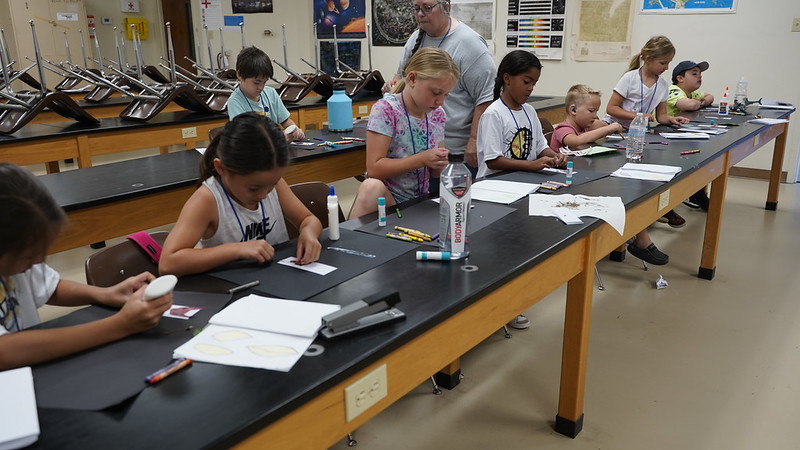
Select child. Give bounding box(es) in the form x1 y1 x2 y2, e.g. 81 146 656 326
348 47 457 218
159 113 322 277
667 60 713 211
0 163 172 370
476 50 566 330
550 84 624 150
476 50 567 180
226 46 305 141
604 35 689 229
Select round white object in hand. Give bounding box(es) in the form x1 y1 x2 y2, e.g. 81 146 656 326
143 275 177 301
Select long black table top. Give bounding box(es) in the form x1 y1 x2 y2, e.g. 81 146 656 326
31 106 792 449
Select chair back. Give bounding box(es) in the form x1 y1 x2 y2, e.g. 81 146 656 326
84 231 169 287
286 182 345 239
539 117 555 145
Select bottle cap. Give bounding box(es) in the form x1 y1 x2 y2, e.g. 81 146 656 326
329 185 336 196
333 82 346 92
378 197 385 206
448 152 465 163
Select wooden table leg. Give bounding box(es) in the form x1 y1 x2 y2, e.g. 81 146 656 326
699 155 730 280
555 235 595 438
766 123 788 211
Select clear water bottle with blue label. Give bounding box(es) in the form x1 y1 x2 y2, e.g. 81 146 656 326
627 113 647 162
327 82 353 132
439 153 471 259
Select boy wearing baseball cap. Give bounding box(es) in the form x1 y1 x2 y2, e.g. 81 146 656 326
667 60 714 116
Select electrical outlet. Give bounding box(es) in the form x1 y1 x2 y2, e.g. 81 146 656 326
358 105 368 115
753 134 759 148
792 17 800 32
658 190 670 211
344 364 387 422
181 127 197 139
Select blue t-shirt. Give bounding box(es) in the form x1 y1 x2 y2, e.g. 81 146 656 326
226 85 291 123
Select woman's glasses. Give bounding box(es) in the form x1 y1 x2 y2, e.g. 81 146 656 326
413 2 444 15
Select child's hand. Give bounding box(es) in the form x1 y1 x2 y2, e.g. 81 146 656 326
643 113 656 123
669 116 689 125
117 285 172 334
610 122 624 134
238 240 276 263
290 127 305 141
529 157 555 172
552 153 569 168
294 229 322 265
103 272 156 308
422 147 449 171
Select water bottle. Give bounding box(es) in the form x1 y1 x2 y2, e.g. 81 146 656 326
327 185 340 241
326 82 353 132
439 153 471 259
627 113 647 162
734 77 748 105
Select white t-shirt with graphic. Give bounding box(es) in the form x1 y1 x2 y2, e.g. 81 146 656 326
0 263 59 335
477 99 549 178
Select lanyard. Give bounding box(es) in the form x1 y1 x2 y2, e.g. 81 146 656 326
638 68 658 115
243 87 269 116
500 98 533 149
423 18 452 49
400 92 430 198
0 277 20 333
219 178 267 242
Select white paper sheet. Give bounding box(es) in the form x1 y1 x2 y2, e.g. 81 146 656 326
471 180 540 204
659 132 710 139
0 367 39 450
748 118 790 125
758 100 795 110
611 163 681 182
529 194 626 235
209 294 339 338
277 257 337 275
173 324 314 372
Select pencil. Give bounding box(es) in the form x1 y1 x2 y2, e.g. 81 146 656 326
680 149 700 155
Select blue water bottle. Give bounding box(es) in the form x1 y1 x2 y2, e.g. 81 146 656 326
327 82 353 132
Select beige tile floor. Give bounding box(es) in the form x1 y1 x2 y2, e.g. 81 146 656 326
40 166 800 450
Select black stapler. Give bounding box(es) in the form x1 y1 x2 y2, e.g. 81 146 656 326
320 290 406 339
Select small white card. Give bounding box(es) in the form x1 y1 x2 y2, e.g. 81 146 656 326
163 304 204 320
277 257 337 275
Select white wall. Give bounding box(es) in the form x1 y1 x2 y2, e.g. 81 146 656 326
86 0 165 73
192 1 800 182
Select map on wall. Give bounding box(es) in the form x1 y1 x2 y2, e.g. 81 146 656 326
371 0 418 46
506 0 566 60
451 0 495 41
571 0 634 62
641 0 735 13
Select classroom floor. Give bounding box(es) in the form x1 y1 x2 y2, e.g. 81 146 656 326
42 164 800 449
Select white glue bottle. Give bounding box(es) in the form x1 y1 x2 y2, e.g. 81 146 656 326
327 185 340 241
378 197 387 226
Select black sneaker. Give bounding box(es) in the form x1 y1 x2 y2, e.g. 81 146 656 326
627 242 669 265
658 209 686 228
689 190 710 211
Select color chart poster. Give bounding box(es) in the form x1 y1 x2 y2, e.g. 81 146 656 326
506 0 566 60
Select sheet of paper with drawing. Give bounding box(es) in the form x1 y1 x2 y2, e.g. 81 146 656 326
471 179 540 204
210 229 415 300
610 163 681 182
173 295 339 372
493 167 610 190
529 193 626 236
559 145 619 157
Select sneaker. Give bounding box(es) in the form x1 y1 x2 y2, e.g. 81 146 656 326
658 210 686 228
627 242 669 265
682 198 701 209
689 190 710 211
508 314 530 330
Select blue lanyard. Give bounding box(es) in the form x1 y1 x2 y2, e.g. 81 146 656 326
218 178 267 242
0 277 20 333
400 91 429 198
243 87 269 115
423 18 452 49
501 98 533 138
638 68 658 115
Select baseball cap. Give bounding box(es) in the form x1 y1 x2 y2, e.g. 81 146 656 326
672 60 709 83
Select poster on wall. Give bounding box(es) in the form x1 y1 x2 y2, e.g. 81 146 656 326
641 0 735 14
571 0 633 62
315 0 366 39
371 0 417 46
201 0 224 30
320 41 361 74
506 0 566 60
451 0 495 41
232 1 273 14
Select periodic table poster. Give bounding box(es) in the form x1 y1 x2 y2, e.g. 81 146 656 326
506 0 566 60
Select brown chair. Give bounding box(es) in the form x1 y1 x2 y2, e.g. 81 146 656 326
84 231 169 287
539 117 554 145
286 182 345 239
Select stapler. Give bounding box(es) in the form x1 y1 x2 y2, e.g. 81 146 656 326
320 290 405 339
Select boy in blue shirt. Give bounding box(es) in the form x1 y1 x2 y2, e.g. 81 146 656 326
667 60 714 210
226 46 305 141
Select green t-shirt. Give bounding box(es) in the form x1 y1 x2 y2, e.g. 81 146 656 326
667 84 706 116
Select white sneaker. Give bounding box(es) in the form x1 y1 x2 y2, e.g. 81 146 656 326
507 314 530 330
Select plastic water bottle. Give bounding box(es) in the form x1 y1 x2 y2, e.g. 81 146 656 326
439 153 471 259
627 113 647 162
734 77 748 105
326 82 353 132
718 86 729 115
327 185 340 241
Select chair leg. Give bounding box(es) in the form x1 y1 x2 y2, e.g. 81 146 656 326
642 260 648 271
346 433 358 447
430 376 442 395
594 265 605 290
502 325 512 339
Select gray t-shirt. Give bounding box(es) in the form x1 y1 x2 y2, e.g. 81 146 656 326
397 21 495 153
